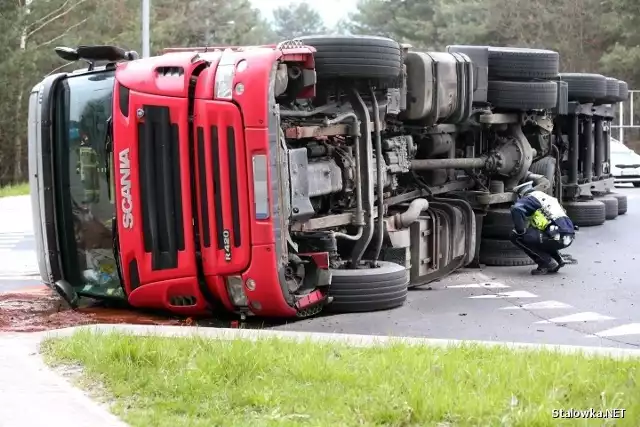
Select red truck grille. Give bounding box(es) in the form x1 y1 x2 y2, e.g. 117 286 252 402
196 126 241 251
196 125 242 252
137 105 186 270
192 100 251 276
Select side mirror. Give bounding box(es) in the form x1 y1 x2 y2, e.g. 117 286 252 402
55 47 80 61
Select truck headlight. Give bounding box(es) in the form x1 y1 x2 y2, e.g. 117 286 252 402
225 275 248 307
214 49 240 100
214 64 235 100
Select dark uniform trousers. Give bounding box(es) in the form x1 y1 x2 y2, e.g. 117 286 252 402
510 228 571 267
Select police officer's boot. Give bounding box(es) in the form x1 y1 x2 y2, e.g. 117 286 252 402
531 259 560 275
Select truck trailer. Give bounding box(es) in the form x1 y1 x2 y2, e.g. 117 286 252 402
27 36 629 319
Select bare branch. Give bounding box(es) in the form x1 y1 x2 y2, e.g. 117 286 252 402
35 17 88 48
28 0 72 30
46 61 75 77
27 0 90 39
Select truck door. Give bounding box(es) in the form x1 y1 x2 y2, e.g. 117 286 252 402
41 70 125 298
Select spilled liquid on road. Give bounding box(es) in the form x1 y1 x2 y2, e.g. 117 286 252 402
0 287 186 332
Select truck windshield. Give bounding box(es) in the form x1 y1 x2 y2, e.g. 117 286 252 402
53 70 124 298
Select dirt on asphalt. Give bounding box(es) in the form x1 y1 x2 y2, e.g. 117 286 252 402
0 287 187 332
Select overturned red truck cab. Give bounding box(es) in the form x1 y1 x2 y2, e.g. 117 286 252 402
113 43 331 318
38 36 591 320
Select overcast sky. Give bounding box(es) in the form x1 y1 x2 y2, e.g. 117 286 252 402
250 0 358 27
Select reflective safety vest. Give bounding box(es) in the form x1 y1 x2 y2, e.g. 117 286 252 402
526 190 567 231
78 145 100 204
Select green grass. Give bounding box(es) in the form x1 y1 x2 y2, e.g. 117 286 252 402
0 182 29 197
42 330 640 427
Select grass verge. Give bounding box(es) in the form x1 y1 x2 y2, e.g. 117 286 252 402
42 330 640 426
0 182 29 198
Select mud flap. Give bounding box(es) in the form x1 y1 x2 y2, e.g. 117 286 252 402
409 198 475 288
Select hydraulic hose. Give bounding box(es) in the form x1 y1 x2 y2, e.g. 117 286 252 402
371 88 385 265
394 198 429 229
330 113 364 241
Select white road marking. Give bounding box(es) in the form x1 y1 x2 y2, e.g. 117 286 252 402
592 323 640 337
0 275 41 281
447 282 510 289
500 300 573 310
535 312 615 324
0 233 28 252
469 290 538 299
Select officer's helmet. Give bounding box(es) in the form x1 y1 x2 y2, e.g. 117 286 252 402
513 181 534 198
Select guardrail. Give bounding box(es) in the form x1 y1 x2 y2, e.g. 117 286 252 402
611 89 640 145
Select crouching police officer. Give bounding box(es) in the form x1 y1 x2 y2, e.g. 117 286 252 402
510 181 576 275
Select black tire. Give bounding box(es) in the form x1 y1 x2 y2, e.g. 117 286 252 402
296 35 402 81
479 238 536 267
563 199 606 226
488 47 559 79
529 156 556 195
598 77 620 104
634 182 640 188
606 77 619 98
559 73 607 102
327 261 409 313
598 196 619 220
488 80 557 110
609 193 628 215
482 208 514 239
618 81 629 102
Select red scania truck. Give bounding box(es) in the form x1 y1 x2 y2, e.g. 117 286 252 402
28 37 628 319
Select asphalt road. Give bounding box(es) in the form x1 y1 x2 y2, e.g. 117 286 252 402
273 186 640 349
0 195 40 291
2 188 640 348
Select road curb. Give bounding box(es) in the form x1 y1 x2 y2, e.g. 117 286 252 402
38 323 640 359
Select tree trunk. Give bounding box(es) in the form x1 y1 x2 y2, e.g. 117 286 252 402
13 26 27 184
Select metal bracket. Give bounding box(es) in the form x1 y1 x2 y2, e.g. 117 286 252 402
568 102 594 116
479 113 519 125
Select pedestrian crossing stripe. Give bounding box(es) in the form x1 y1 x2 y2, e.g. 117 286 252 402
535 312 615 324
592 323 640 337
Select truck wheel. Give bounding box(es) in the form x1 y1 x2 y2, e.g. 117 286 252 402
479 238 536 267
597 196 619 220
327 261 409 313
617 81 629 102
482 208 514 239
609 192 628 215
558 73 607 103
529 156 557 195
563 199 606 226
488 80 557 110
296 35 403 81
597 77 620 104
488 47 559 79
